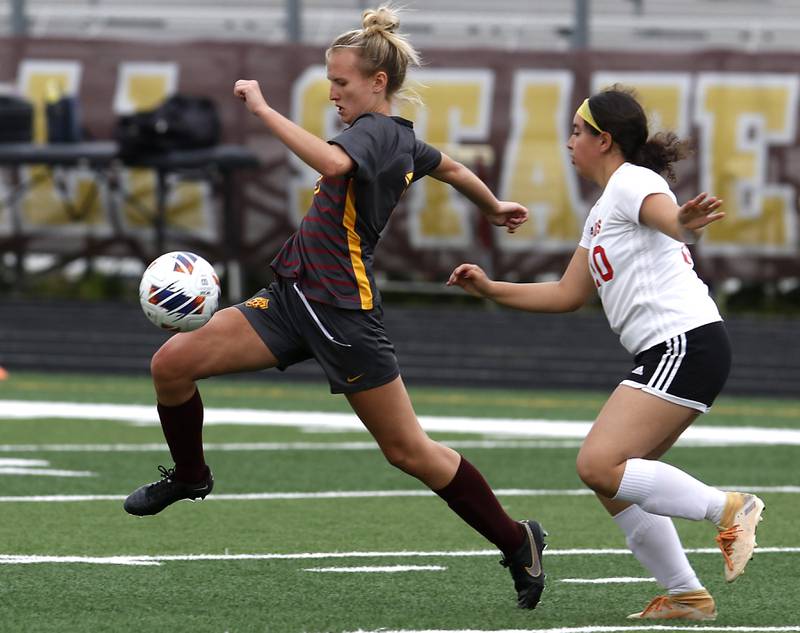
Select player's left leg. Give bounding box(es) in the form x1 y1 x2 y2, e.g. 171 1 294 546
577 386 763 582
346 376 546 609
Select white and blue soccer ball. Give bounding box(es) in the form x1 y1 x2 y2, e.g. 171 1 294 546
139 251 221 332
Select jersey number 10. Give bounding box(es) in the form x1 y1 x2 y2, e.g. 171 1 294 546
589 245 614 287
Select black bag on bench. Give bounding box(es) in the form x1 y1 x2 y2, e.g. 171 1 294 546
115 94 221 159
0 95 34 143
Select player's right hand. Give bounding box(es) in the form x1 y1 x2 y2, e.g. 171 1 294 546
233 79 269 116
447 263 493 298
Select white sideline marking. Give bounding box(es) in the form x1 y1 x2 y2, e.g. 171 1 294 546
0 458 95 478
3 400 800 445
0 555 159 566
0 485 797 504
0 468 95 477
346 624 800 633
304 565 446 573
0 439 583 453
560 577 655 584
0 547 798 567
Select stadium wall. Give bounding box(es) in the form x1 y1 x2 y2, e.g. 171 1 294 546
0 37 799 290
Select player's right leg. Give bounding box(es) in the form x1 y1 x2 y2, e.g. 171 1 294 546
577 386 764 582
346 377 546 610
600 496 716 620
124 307 281 516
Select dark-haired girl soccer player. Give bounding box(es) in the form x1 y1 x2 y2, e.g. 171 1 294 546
123 5 546 610
448 86 764 620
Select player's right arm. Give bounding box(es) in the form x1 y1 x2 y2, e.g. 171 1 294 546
430 152 528 233
447 246 595 313
233 79 353 177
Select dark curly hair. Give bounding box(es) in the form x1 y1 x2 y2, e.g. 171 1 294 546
586 85 691 182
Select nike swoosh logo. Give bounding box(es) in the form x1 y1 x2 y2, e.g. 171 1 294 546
346 373 365 383
523 523 542 577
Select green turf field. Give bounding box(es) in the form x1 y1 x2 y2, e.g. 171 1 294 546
1 371 798 633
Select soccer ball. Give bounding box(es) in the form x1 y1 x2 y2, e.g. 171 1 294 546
139 251 221 332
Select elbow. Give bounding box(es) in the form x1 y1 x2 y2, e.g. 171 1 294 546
319 154 352 179
435 160 465 185
563 299 585 313
556 288 588 313
319 161 349 179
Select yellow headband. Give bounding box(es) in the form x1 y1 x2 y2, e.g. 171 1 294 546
577 98 603 133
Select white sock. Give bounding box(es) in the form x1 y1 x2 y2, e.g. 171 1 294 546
614 458 727 522
613 504 702 594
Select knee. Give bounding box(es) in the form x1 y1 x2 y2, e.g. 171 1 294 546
380 441 424 476
150 337 193 387
575 449 617 497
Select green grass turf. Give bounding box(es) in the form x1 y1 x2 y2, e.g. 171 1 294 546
0 371 798 631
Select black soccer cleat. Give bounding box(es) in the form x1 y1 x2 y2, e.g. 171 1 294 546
500 519 547 609
123 465 214 516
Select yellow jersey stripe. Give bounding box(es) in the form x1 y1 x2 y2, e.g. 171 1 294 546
342 181 373 310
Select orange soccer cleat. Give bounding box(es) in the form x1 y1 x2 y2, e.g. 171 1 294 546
627 588 717 620
716 491 765 582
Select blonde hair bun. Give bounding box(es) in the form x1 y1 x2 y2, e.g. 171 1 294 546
362 6 400 34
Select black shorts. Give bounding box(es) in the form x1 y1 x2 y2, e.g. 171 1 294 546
235 278 400 394
621 321 731 413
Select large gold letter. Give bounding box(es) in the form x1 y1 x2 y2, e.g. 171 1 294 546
592 72 692 136
694 73 798 253
397 69 494 248
498 70 581 252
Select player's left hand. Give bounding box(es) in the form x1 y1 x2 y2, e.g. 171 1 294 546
678 192 725 232
488 201 529 233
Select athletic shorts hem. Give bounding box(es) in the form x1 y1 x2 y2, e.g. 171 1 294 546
330 369 400 395
620 380 710 413
234 303 292 370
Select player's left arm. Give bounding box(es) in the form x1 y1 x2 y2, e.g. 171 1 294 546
234 79 353 177
430 152 528 233
640 192 724 244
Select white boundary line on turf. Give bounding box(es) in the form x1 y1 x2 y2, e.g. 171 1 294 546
0 440 584 452
0 547 798 567
0 458 94 477
560 577 655 584
304 565 447 573
1 486 799 503
2 400 800 445
340 624 800 633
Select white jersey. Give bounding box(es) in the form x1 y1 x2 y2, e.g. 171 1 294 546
579 162 721 355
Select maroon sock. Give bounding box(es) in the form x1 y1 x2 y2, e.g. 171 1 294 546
157 388 208 483
434 456 524 557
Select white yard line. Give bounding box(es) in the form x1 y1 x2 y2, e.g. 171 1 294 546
343 628 800 633
0 468 94 477
2 400 800 445
0 439 583 452
0 547 797 567
0 458 95 477
304 565 447 573
560 577 655 584
1 486 798 503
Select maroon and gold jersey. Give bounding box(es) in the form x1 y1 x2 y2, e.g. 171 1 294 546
271 113 442 310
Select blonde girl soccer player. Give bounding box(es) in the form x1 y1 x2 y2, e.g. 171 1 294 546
448 86 764 620
123 5 547 610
